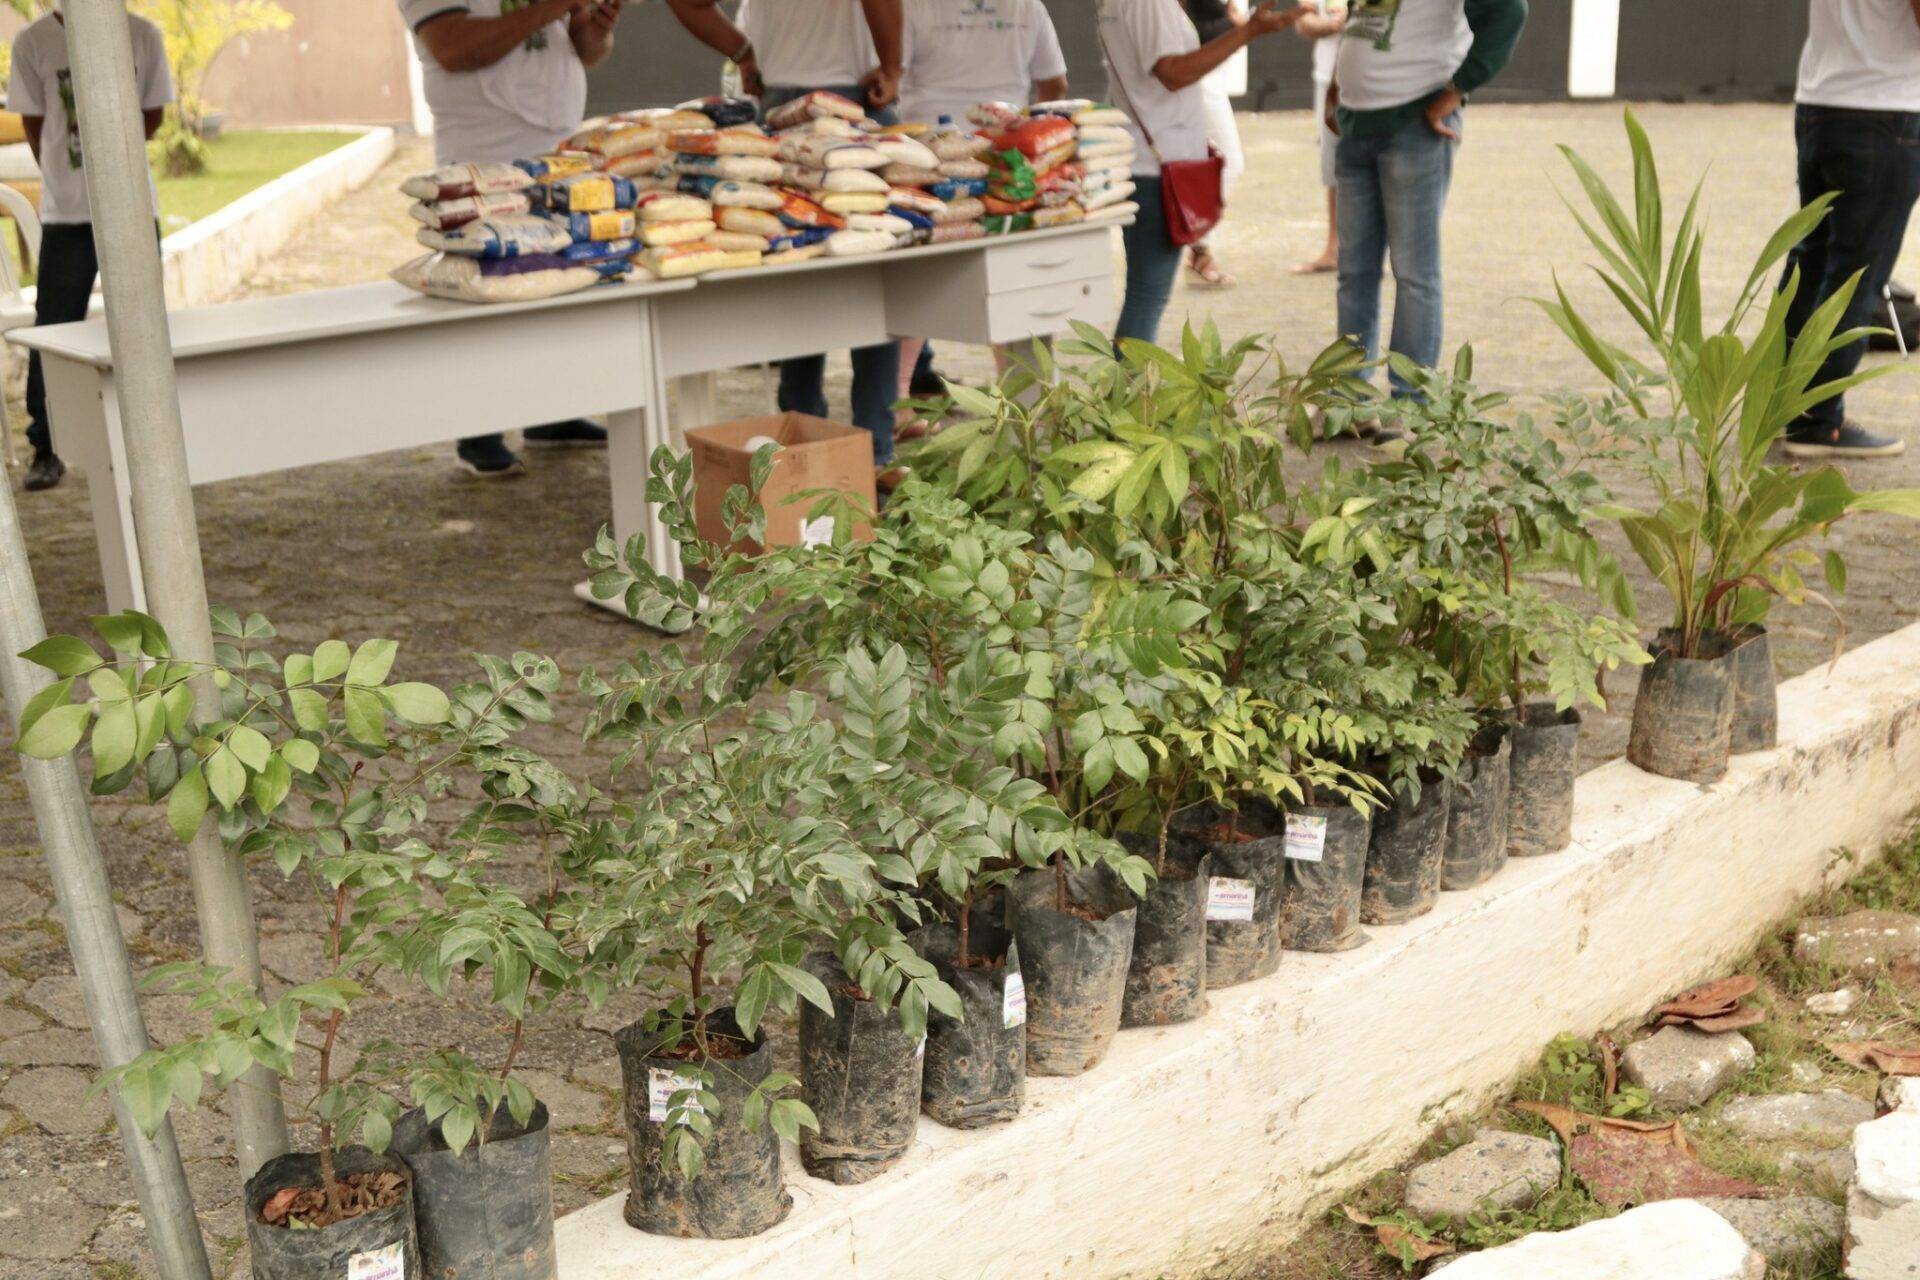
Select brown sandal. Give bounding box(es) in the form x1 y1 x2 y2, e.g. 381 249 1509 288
1187 247 1236 289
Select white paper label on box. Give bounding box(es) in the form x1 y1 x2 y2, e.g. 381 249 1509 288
1205 876 1256 922
648 1068 702 1124
801 515 835 549
1285 814 1328 863
348 1244 405 1280
1002 973 1027 1029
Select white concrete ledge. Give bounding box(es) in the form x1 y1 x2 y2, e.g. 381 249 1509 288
159 125 395 309
555 620 1920 1280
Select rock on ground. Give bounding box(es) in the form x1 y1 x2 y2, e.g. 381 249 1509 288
1794 910 1920 976
1434 1200 1764 1279
1718 1090 1875 1143
1847 1109 1920 1280
1697 1197 1844 1274
1404 1128 1561 1221
1805 987 1862 1017
1783 1146 1857 1186
1621 1027 1756 1111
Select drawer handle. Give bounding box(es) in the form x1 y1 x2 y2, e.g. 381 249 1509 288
1027 303 1077 319
1026 256 1074 269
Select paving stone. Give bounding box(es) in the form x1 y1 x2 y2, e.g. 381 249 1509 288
0 880 50 921
1718 1090 1875 1143
1404 1128 1561 1221
0 1008 43 1040
1621 1027 1757 1111
1783 1146 1857 1186
22 975 85 1028
0 1066 109 1135
518 1067 608 1131
1794 910 1920 976
0 1028 96 1067
572 1052 623 1092
1847 1109 1920 1280
1806 987 1863 1017
0 1173 104 1259
257 932 330 983
1437 1200 1763 1279
1698 1196 1844 1273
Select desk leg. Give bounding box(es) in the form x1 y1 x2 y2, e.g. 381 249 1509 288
83 371 148 614
673 372 719 432
581 305 685 622
640 307 683 583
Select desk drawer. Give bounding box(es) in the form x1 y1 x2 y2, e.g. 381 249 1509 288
981 229 1116 293
984 276 1114 343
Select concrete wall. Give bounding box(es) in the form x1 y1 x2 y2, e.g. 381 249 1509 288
201 0 416 128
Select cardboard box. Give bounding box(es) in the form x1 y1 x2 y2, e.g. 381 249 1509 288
685 412 876 555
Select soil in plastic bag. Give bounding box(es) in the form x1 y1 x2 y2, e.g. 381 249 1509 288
1507 703 1581 858
919 919 1026 1129
1444 723 1513 891
1008 863 1137 1076
1729 625 1778 755
1628 628 1734 783
1118 831 1209 1027
616 1007 791 1239
1362 771 1450 925
393 1099 556 1280
244 1148 419 1280
799 951 925 1184
1279 802 1372 953
1177 798 1287 989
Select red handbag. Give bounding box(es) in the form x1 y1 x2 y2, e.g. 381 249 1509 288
1099 29 1226 246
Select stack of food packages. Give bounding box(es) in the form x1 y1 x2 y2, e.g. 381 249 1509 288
392 92 1139 300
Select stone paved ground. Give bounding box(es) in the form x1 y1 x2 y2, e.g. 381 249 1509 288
3 104 1920 1276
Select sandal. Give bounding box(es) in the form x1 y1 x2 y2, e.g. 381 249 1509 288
1186 248 1236 289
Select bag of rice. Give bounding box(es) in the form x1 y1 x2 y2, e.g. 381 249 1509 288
988 115 1077 161
929 220 985 244
937 157 990 180
704 229 771 253
1083 180 1135 211
777 190 845 229
766 240 827 264
400 162 533 202
598 150 671 180
930 177 990 201
1027 98 1093 117
634 191 712 222
634 242 734 278
1078 124 1132 149
981 212 1033 235
780 115 866 139
982 194 1038 216
677 94 759 126
869 133 938 170
626 107 715 132
930 195 984 223
408 190 532 230
569 120 665 157
1076 135 1134 161
821 167 889 193
1085 200 1138 224
846 211 913 235
780 134 889 170
826 228 895 257
551 208 639 240
545 173 637 213
416 215 573 258
767 227 831 254
709 179 784 210
639 219 718 246
764 90 867 130
392 251 603 303
717 205 786 237
1080 151 1136 178
880 162 941 187
1072 104 1131 127
888 187 944 215
926 124 991 161
515 152 597 181
670 127 780 157
1032 203 1085 228
674 153 783 183
820 190 890 216
559 237 639 264
778 162 825 190
966 101 1022 130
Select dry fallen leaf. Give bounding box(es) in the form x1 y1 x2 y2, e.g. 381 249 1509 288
260 1186 301 1226
1684 1005 1768 1034
1652 975 1759 1022
1511 1101 1762 1209
1828 1040 1920 1077
1599 1035 1621 1099
1341 1205 1454 1265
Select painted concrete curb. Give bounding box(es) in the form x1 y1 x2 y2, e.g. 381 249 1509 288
159 125 395 309
554 621 1920 1280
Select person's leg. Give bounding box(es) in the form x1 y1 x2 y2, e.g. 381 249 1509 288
1115 175 1183 346
1377 114 1457 400
1294 78 1340 274
24 224 100 470
1784 108 1920 452
850 338 901 467
777 353 832 418
897 337 927 399
1334 133 1387 368
1783 104 1833 349
1191 85 1243 284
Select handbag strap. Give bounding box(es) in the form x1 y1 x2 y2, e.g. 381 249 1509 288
1095 17 1165 166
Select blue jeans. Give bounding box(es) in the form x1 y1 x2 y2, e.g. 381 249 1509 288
1116 175 1182 346
763 84 901 464
1784 105 1920 432
1335 113 1457 399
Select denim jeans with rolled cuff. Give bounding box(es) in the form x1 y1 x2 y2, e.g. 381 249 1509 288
1116 175 1183 347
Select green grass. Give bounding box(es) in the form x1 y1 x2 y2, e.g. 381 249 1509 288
0 129 357 286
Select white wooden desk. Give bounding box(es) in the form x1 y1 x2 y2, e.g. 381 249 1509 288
12 275 695 612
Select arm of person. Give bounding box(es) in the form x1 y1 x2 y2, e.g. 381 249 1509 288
859 0 906 108
1028 1 1069 104
19 117 42 166
1150 1 1303 94
1911 0 1919 29
570 0 623 68
1424 0 1526 136
143 107 165 141
414 0 588 74
1033 74 1069 101
661 0 761 91
7 46 45 164
1294 3 1344 40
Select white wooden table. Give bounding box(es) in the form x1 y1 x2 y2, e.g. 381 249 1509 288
11 222 1119 614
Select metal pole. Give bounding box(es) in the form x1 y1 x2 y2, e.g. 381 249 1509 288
0 478 212 1280
61 0 289 1173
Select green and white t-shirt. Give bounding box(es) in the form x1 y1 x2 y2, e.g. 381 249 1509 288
1334 0 1472 112
400 0 587 165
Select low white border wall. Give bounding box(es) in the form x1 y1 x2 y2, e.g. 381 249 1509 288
159 125 395 309
556 620 1920 1280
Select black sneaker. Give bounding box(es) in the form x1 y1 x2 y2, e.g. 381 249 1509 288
457 436 526 478
23 451 64 492
523 419 607 448
909 367 950 399
1782 421 1906 459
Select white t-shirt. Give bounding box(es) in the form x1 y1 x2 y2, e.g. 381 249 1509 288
745 0 878 91
6 14 171 225
901 0 1067 125
1098 0 1209 178
1311 0 1346 83
1798 0 1920 112
1334 0 1472 113
400 0 587 165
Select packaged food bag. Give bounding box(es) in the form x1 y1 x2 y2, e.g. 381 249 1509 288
677 94 759 126
709 179 785 210
937 157 990 180
717 205 786 237
766 240 827 264
966 101 1022 130
777 190 845 230
704 229 771 253
559 237 640 264
400 162 533 202
821 168 890 193
826 228 895 257
779 134 889 170
926 121 992 161
545 173 637 213
821 190 889 216
625 107 715 132
846 212 913 235
780 115 866 139
988 115 1077 161
888 187 945 215
929 177 990 201
765 89 867 131
675 153 783 183
407 190 532 230
416 214 573 259
929 220 985 244
1086 199 1138 224
1072 104 1131 127
551 208 638 241
881 162 942 188
869 133 938 170
515 152 597 181
634 191 713 222
569 119 666 157
982 194 1038 216
930 195 985 224
1032 203 1085 229
670 127 780 157
635 241 757 278
1026 98 1093 118
639 219 718 246
392 251 603 303
981 212 1033 235
598 150 672 180
1084 180 1135 212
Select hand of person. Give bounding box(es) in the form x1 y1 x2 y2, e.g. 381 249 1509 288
571 0 618 33
862 64 902 110
1424 84 1463 139
1247 1 1307 36
738 50 765 97
1324 76 1340 137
